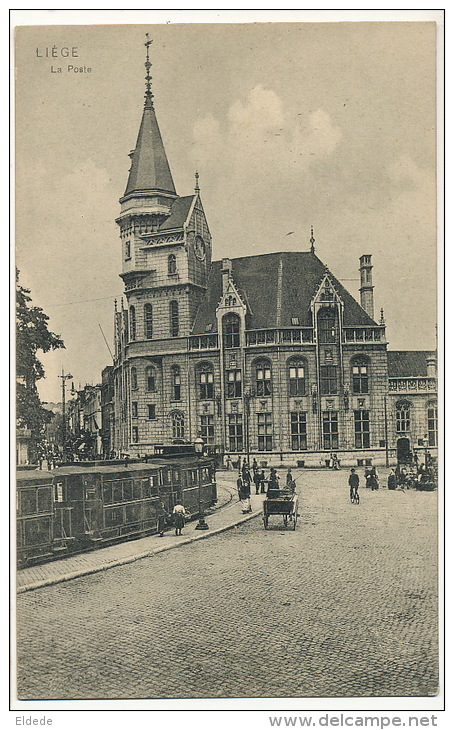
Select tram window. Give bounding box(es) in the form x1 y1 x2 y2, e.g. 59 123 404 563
123 480 133 501
24 518 51 546
105 507 123 527
150 475 159 496
20 489 37 516
172 468 181 484
103 483 112 504
112 482 123 503
55 482 64 503
133 480 143 500
125 503 141 523
37 487 52 513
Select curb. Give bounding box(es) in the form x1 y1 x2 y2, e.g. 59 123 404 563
17 502 262 595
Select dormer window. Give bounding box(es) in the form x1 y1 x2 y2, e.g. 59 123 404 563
225 295 237 307
291 317 300 326
205 323 213 332
125 241 131 259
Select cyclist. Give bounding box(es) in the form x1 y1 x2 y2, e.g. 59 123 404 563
349 468 360 503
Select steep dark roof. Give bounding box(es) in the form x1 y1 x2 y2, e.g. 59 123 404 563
192 251 377 334
387 351 436 377
159 196 195 231
124 99 176 197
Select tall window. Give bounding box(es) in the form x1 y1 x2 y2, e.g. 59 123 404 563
171 412 185 440
144 303 153 339
198 363 214 399
146 366 156 393
352 356 369 394
228 414 243 452
222 313 240 348
131 401 138 418
125 240 131 259
131 367 138 390
256 359 272 396
168 254 177 275
428 402 438 446
170 300 179 337
148 404 156 420
171 365 181 401
318 309 336 343
257 412 273 451
320 365 338 395
226 369 242 398
132 426 139 443
288 358 306 396
129 305 136 341
200 415 215 444
396 401 411 432
354 410 370 448
322 411 339 449
290 412 307 450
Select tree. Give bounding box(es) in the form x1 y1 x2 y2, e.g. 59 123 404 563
16 269 65 446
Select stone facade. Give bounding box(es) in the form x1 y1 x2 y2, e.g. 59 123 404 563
111 71 438 468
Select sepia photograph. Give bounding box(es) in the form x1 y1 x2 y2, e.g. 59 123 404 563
13 10 442 716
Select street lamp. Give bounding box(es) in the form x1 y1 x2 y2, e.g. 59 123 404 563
58 369 73 450
194 436 209 530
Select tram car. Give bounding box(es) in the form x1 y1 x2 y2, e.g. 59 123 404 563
17 454 216 567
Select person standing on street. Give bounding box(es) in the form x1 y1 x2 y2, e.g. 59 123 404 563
259 469 266 494
348 468 360 502
253 469 261 495
173 503 186 536
239 478 252 513
157 501 168 537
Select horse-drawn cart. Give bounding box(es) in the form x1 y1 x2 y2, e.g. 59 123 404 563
263 490 298 530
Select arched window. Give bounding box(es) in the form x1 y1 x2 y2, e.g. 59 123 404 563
146 365 156 393
317 308 337 343
197 362 214 399
170 300 179 337
131 367 138 390
222 313 240 348
396 401 411 433
255 358 272 397
168 254 177 275
144 303 153 339
129 305 136 341
171 365 181 401
351 355 370 394
428 401 438 446
171 411 185 440
288 357 306 396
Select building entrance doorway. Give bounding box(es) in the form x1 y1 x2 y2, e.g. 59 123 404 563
397 437 412 464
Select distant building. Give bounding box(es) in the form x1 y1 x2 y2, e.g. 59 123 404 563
110 49 437 467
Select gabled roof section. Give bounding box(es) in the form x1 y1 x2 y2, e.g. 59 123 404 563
387 351 436 378
192 251 377 334
159 196 195 231
124 98 176 197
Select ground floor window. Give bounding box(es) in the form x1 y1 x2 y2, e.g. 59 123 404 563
257 412 272 451
354 410 370 448
200 415 215 444
322 411 338 450
132 426 139 443
290 412 307 450
428 403 437 446
228 414 243 452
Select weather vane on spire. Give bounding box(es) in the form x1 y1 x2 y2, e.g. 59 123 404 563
310 225 316 254
194 171 200 193
144 33 154 105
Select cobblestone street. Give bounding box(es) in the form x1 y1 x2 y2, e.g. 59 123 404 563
16 470 438 700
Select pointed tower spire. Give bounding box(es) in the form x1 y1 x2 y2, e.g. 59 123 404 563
122 36 176 200
310 226 316 254
194 170 200 194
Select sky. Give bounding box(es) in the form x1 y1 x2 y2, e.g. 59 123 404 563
15 19 438 403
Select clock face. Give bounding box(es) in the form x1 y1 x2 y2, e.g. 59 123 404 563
194 234 206 261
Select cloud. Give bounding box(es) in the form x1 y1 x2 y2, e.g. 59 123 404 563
190 84 342 177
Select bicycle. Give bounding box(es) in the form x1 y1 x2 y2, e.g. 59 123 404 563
350 487 360 505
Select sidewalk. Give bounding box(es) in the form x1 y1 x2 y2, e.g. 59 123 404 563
16 474 266 594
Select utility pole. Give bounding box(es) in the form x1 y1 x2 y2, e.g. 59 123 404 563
59 368 73 448
384 396 389 468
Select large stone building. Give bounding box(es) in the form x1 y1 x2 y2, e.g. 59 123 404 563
112 51 437 468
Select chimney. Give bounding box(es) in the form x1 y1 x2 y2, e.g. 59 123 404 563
426 355 437 378
359 254 374 320
222 258 232 294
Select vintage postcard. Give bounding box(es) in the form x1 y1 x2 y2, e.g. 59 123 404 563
12 9 443 723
